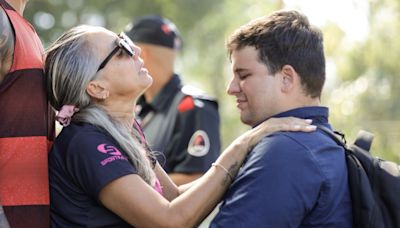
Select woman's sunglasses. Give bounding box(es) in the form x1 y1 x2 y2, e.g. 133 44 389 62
97 32 136 72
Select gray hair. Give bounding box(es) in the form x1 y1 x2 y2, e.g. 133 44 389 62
45 25 156 185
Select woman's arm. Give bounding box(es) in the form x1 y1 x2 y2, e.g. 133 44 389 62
153 162 179 201
99 117 315 227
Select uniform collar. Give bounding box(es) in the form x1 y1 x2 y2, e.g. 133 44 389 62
139 74 182 112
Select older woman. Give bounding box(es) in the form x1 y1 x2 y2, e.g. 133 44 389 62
45 25 315 227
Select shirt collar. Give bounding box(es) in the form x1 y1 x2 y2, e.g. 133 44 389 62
256 106 329 127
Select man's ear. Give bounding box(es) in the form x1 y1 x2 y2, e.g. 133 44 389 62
86 80 109 100
280 65 297 93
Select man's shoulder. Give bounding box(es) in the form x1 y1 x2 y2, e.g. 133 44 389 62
249 130 339 163
254 131 316 152
248 129 346 172
181 85 218 103
267 129 337 148
176 85 218 113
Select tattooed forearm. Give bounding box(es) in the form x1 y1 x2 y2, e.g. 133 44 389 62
228 161 240 181
219 174 231 186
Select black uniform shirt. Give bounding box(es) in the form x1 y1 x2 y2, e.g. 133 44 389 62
137 74 220 173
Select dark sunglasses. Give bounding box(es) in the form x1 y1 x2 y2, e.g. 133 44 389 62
97 32 135 72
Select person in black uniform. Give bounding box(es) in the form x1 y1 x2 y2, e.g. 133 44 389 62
125 15 221 185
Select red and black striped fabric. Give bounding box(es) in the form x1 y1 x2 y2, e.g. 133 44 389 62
0 0 54 227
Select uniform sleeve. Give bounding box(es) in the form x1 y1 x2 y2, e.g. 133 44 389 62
211 133 324 228
65 131 138 199
166 97 221 173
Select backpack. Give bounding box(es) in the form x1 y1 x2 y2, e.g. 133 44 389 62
318 125 400 228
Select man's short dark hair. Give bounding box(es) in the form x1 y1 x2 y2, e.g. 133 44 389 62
226 10 325 98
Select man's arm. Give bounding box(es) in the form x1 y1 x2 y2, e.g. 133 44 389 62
211 134 323 227
0 6 14 83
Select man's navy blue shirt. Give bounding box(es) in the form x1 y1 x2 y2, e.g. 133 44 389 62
211 106 352 227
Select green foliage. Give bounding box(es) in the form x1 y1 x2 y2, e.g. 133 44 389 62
322 22 345 58
329 0 400 162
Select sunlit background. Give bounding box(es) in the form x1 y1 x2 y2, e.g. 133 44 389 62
25 0 400 162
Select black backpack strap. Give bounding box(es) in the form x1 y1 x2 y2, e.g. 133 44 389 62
353 130 374 152
318 125 368 227
316 125 347 149
318 125 374 154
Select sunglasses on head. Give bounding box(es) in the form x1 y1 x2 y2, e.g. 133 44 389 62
97 32 135 72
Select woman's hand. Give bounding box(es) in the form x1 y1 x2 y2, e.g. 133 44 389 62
237 117 316 153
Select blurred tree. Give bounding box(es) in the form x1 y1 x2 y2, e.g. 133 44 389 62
329 0 400 162
25 0 225 46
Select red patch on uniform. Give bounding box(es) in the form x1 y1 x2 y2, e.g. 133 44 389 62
193 135 205 146
188 130 210 157
161 24 171 35
178 96 195 112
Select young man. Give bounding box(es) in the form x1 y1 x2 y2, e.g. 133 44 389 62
125 15 221 185
0 0 54 226
210 10 352 227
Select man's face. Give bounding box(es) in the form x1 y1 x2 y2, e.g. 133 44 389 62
227 46 280 126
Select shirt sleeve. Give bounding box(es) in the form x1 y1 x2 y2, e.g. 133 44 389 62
211 133 324 228
65 131 138 199
166 98 221 173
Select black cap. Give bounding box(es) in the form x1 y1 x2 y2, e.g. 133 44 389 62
125 15 182 50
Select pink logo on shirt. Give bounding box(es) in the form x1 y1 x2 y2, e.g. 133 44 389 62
97 144 128 166
97 144 123 155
